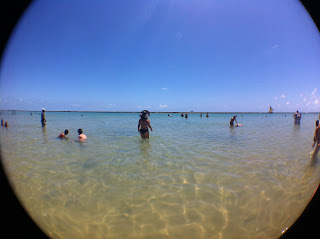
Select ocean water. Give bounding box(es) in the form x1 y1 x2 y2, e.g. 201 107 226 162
1 111 320 239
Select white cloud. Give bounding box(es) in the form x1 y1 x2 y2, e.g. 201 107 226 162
105 104 116 108
159 104 168 108
274 96 278 100
137 105 150 109
280 94 286 99
161 88 168 91
303 98 307 102
312 88 317 96
272 45 279 49
286 101 290 105
315 99 319 105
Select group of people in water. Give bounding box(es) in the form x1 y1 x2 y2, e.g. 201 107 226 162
1 118 8 127
293 110 302 124
139 109 320 158
40 108 87 142
2 108 320 158
57 128 87 142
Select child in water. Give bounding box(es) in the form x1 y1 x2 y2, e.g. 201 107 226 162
58 129 69 138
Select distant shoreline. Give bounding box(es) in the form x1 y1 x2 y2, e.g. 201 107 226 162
1 110 319 114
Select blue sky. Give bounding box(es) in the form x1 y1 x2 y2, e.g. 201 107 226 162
0 0 319 112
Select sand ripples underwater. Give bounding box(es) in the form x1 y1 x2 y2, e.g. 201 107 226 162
1 112 320 238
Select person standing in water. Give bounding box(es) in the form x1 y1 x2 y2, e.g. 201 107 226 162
297 113 302 124
312 120 320 158
138 110 153 139
41 108 47 127
230 116 237 126
206 113 209 117
230 115 242 127
293 110 301 124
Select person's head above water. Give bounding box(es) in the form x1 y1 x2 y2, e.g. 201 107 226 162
64 129 69 135
78 128 83 135
139 110 150 119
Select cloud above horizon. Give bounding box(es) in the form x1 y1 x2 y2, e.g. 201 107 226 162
159 104 168 108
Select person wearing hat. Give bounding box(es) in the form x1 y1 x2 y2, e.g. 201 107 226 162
41 108 47 127
138 110 153 139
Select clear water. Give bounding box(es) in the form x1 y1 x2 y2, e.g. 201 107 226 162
1 111 320 239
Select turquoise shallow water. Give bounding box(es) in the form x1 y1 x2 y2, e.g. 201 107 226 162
1 111 320 239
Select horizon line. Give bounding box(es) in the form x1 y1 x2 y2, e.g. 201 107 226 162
1 110 319 114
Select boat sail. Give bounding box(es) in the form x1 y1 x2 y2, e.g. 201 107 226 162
268 106 274 113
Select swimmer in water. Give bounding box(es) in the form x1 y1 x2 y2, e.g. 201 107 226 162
58 129 69 139
78 128 87 141
138 110 153 139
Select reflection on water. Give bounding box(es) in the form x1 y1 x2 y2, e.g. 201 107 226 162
139 139 151 159
42 127 48 143
1 112 320 239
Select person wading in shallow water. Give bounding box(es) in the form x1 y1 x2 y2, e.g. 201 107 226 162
41 108 47 127
312 120 320 159
138 110 153 139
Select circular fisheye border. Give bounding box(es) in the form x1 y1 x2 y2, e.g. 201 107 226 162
0 1 319 238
